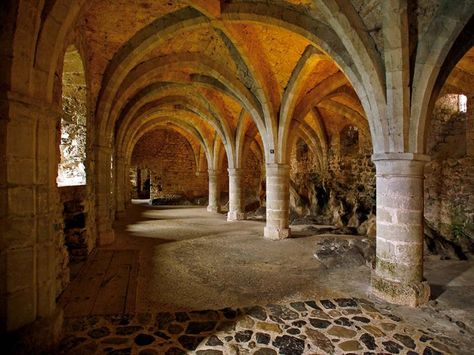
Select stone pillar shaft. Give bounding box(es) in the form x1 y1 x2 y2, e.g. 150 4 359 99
95 145 115 245
372 153 430 306
264 164 291 240
207 169 221 213
227 168 246 221
115 155 126 218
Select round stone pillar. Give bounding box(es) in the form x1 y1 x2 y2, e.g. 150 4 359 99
207 169 221 213
371 153 430 306
264 164 291 240
227 168 246 221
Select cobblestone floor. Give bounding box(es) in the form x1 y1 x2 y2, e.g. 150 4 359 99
57 298 458 354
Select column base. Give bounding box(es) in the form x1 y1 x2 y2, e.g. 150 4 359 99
207 205 220 213
371 273 430 307
227 211 246 221
6 308 63 354
264 226 291 240
98 229 115 246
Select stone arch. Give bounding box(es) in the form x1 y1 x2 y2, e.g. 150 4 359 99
410 4 473 153
93 2 389 165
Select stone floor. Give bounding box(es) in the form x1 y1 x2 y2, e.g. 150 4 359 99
57 298 456 354
55 201 474 354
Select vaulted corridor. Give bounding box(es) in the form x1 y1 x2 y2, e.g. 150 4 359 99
1 1 474 354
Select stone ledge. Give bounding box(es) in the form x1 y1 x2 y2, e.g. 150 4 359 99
227 211 246 221
264 226 291 240
371 272 430 307
207 205 220 213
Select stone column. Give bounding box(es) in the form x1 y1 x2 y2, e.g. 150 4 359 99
207 169 221 213
1 93 63 341
227 168 246 221
264 164 291 240
115 155 126 218
371 153 430 306
95 145 115 245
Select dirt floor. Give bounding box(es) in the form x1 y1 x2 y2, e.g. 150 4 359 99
57 201 474 354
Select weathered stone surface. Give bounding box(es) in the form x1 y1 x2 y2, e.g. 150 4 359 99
393 333 416 349
320 300 336 309
309 318 332 329
306 328 335 354
134 334 155 346
327 326 357 338
116 326 144 336
109 348 132 355
153 331 171 340
423 346 443 355
101 337 129 345
196 350 223 355
360 333 376 350
175 312 190 323
289 302 307 312
168 323 184 334
165 348 187 355
186 321 217 334
206 335 223 346
246 306 267 321
362 325 386 337
273 335 305 355
256 332 271 345
235 330 253 343
88 327 110 339
138 349 159 355
268 304 299 320
338 340 363 351
334 298 358 307
334 317 352 327
382 340 403 354
254 349 277 355
178 335 205 351
256 322 282 333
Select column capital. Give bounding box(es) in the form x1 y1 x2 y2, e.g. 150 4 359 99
227 168 243 176
372 152 430 162
266 163 290 174
372 153 430 177
208 169 223 176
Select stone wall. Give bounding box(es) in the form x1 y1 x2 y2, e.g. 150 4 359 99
131 129 209 201
57 186 96 296
289 134 376 231
242 148 264 209
424 94 474 257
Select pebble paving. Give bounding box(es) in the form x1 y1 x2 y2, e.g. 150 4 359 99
57 298 456 354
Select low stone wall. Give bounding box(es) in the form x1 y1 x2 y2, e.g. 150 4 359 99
58 186 95 295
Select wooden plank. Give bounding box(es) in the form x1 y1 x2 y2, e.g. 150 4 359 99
91 250 137 315
124 250 139 314
60 250 114 317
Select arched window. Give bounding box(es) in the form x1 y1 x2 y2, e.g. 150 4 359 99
57 45 87 186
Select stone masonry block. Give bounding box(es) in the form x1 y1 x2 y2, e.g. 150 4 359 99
6 247 35 293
